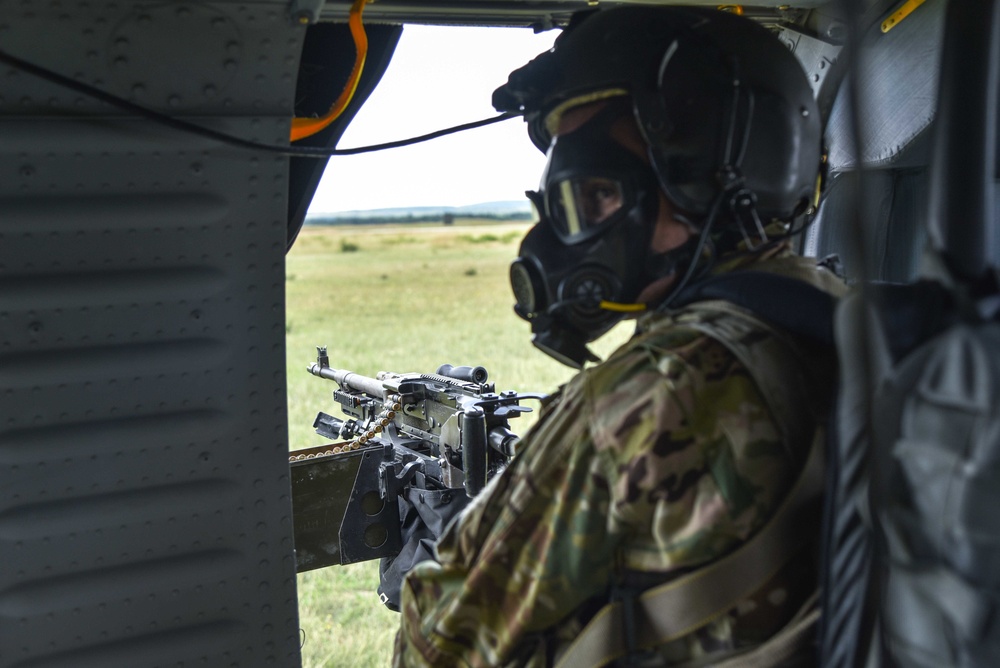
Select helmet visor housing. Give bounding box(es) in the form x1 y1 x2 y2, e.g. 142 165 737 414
493 6 822 225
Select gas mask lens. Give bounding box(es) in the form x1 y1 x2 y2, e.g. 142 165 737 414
549 176 626 242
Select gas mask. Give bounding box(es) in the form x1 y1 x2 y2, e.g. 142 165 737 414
509 105 695 368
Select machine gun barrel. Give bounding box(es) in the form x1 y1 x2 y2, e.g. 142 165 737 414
306 362 386 399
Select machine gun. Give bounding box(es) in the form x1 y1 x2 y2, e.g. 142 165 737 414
289 347 544 572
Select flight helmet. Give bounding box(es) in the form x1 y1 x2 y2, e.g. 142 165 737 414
494 6 822 227
494 7 823 367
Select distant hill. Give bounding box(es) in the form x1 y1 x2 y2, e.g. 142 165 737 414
305 200 532 226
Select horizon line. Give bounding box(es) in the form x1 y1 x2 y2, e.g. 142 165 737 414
306 199 531 218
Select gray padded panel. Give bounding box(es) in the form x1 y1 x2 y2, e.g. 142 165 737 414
808 169 930 282
1 3 302 666
808 0 944 282
825 0 946 171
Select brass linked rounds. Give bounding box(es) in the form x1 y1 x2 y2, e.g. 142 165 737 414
290 394 403 461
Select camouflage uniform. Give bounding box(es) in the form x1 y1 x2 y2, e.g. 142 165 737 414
394 245 845 667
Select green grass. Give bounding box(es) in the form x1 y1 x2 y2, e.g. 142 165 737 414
287 221 631 667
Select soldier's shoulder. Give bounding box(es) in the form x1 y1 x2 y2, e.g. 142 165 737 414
752 252 849 297
584 322 759 454
586 309 756 390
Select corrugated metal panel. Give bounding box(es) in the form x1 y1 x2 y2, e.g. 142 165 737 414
0 3 303 666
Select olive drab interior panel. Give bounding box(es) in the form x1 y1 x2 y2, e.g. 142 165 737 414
0 3 303 666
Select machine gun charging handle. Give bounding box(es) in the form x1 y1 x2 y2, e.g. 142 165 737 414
460 407 488 498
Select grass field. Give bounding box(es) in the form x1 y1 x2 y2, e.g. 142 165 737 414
287 222 631 667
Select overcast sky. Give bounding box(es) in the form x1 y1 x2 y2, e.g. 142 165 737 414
307 25 559 214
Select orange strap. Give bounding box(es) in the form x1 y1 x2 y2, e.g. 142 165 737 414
290 0 369 142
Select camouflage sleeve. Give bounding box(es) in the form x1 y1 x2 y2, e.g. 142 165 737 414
393 328 795 667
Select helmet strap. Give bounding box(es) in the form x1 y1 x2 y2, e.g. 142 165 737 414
729 187 769 251
654 189 725 312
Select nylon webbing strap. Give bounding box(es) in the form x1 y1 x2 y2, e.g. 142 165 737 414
709 597 820 668
554 430 825 668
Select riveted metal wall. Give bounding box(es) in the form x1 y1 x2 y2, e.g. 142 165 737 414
0 2 303 666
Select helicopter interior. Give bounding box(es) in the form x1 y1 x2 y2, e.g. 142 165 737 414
1 0 997 665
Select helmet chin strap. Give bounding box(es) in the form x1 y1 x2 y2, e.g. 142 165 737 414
646 52 758 311
635 66 749 313
654 188 726 311
647 66 756 311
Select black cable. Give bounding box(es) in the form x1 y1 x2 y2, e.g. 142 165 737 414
0 46 519 158
655 188 725 312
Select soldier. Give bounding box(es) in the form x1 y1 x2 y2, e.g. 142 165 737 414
394 6 845 667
